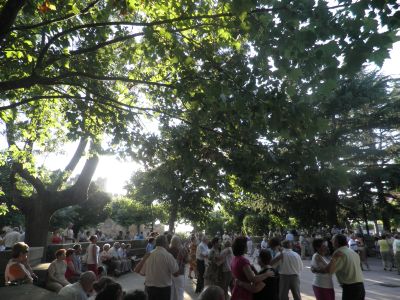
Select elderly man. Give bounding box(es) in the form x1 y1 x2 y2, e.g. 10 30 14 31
195 235 209 293
142 235 179 300
58 271 96 300
275 240 303 300
327 234 365 300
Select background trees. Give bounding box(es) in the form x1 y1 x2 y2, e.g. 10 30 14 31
1 0 400 242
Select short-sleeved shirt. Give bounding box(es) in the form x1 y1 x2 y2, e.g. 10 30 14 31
144 246 179 287
311 253 334 288
333 246 363 285
196 242 209 261
378 239 390 252
231 256 252 300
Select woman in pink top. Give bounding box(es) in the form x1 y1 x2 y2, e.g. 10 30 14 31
231 236 274 300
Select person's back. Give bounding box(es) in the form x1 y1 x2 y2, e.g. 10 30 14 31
254 267 279 300
334 246 363 285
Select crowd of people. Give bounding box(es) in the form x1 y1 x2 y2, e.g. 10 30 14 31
2 224 400 300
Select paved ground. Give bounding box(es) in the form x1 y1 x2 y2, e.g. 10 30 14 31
116 256 400 300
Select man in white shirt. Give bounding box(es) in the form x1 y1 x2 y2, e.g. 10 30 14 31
275 240 303 300
195 235 209 293
64 223 75 243
58 271 96 300
285 230 295 241
261 237 268 249
143 235 179 300
348 234 358 252
4 227 21 250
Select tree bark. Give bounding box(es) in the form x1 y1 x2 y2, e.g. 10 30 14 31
326 189 338 226
0 0 26 45
168 202 178 233
24 199 52 247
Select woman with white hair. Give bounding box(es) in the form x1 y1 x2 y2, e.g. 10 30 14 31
168 235 188 300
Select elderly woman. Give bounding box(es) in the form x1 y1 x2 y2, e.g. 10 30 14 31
46 248 70 292
168 235 188 300
86 235 100 276
5 242 36 285
65 248 81 282
231 237 275 300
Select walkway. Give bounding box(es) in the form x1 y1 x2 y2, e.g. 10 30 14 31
116 257 400 300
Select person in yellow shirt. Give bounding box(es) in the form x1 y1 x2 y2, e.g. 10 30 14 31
317 234 365 300
377 234 392 271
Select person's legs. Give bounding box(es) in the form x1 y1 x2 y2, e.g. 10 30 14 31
289 274 302 300
342 283 365 300
146 286 171 300
196 259 205 293
279 274 291 300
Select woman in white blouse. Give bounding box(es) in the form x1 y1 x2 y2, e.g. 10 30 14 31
310 239 334 300
46 248 69 292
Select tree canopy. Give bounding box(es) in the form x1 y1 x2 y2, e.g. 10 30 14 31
1 0 400 241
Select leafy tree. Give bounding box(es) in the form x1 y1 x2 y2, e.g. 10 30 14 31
106 196 165 231
1 0 400 245
49 181 112 232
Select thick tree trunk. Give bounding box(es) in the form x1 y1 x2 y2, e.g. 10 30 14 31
376 181 391 232
326 190 338 226
168 204 178 233
24 201 52 247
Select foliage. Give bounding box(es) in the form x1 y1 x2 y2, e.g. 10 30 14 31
49 181 112 231
106 196 166 229
1 0 400 238
243 214 269 236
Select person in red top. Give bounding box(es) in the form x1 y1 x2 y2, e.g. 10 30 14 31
230 236 275 300
65 248 80 282
51 229 63 244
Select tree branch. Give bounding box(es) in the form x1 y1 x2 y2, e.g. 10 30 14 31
0 0 26 46
50 137 88 191
55 154 99 209
12 162 46 195
12 0 100 31
0 95 87 111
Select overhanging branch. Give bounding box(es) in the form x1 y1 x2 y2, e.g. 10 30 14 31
13 162 46 195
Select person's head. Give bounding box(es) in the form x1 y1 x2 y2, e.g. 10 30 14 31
148 237 155 244
332 234 347 249
395 234 400 240
113 242 120 249
268 237 281 249
224 240 231 248
257 249 272 267
103 243 111 251
198 285 225 300
123 290 147 300
73 244 82 254
86 230 91 236
13 227 20 232
90 235 98 243
66 248 75 258
232 236 247 256
202 235 208 243
68 223 73 229
155 235 168 248
95 282 123 300
211 237 220 249
79 271 96 293
170 235 182 249
282 240 292 249
121 243 126 249
55 248 66 260
312 238 327 254
119 231 123 235
11 242 29 261
93 276 115 293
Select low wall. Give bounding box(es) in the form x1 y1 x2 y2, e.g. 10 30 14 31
46 239 147 261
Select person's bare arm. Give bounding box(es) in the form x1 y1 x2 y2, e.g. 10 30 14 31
243 265 274 283
133 252 150 275
236 279 265 293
